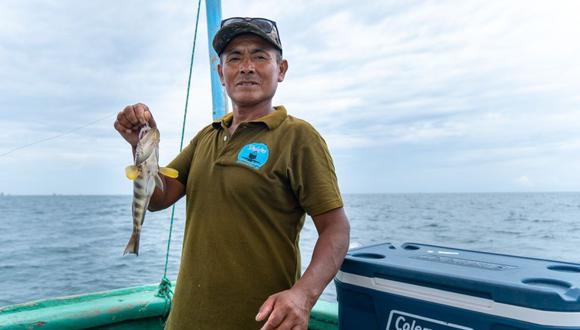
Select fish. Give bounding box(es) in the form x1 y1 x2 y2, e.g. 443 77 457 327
123 124 178 256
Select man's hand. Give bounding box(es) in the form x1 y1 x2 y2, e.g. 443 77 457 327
256 207 349 330
114 103 157 148
256 288 312 330
113 102 184 210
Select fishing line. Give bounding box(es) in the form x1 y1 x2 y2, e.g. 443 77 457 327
0 112 116 158
156 0 203 321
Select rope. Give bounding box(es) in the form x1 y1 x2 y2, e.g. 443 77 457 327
156 0 203 323
155 276 174 322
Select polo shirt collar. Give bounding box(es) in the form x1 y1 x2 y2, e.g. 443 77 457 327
212 105 287 130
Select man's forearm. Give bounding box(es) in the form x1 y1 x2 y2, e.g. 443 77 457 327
293 209 350 307
147 175 169 211
149 174 186 211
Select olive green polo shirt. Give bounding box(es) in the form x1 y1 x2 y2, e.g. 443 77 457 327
164 105 343 330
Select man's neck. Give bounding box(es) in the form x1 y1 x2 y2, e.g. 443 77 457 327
229 101 274 134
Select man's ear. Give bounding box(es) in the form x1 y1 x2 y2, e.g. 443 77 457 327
277 59 288 82
218 63 225 86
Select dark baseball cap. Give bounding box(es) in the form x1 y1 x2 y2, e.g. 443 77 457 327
212 17 282 56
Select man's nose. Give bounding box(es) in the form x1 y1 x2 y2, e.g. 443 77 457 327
239 57 255 73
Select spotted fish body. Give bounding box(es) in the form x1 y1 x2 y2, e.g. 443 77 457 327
123 125 178 256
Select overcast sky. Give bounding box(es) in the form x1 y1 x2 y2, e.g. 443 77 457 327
1 0 579 194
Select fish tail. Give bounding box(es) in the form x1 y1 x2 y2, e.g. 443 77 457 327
123 230 141 256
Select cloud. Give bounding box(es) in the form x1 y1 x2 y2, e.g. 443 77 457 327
278 1 580 140
1 0 579 193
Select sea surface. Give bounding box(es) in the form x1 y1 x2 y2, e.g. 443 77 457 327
1 193 580 307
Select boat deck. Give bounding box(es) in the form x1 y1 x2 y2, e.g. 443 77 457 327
0 283 338 329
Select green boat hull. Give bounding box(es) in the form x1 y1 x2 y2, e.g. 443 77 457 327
0 283 338 329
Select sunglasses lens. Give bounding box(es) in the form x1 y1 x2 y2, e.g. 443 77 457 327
254 20 273 32
222 18 245 26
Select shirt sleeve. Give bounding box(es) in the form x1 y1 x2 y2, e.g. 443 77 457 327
166 128 205 186
288 124 344 216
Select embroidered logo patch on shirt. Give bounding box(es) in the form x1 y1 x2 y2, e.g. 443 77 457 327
237 143 269 169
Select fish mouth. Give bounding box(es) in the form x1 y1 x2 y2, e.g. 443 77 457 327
141 127 160 141
138 126 151 140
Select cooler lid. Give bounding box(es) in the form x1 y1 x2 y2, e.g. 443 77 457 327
339 242 580 312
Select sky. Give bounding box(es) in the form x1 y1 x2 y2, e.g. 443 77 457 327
0 0 579 194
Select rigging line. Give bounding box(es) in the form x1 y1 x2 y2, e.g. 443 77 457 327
156 0 202 322
0 112 116 158
161 0 203 280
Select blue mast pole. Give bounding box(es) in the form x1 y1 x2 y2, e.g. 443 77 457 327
205 0 228 120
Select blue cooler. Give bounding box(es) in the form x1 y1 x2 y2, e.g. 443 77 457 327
335 243 580 330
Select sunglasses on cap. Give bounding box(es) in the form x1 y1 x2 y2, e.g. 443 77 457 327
214 17 283 55
220 17 279 33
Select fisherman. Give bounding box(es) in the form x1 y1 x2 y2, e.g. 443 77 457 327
114 17 350 330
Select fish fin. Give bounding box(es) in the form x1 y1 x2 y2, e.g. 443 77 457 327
123 231 140 256
159 167 179 179
146 176 156 196
125 165 140 180
155 174 165 192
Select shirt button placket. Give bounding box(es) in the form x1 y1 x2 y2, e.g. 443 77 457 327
221 134 229 155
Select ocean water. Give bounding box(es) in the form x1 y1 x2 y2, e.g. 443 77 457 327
1 193 580 307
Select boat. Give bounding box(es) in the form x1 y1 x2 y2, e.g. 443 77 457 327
0 282 338 329
0 1 339 329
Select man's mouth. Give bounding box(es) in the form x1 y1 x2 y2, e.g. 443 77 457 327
236 81 259 86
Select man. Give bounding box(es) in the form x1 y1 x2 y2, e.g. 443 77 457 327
114 17 349 329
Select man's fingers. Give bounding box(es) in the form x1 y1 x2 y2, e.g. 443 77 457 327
274 316 297 330
132 103 157 128
256 297 275 322
125 105 140 125
114 120 129 133
137 103 157 128
145 110 157 128
121 105 133 115
116 114 136 132
116 111 126 124
116 103 155 139
118 107 137 128
260 312 285 330
133 103 148 125
115 114 134 133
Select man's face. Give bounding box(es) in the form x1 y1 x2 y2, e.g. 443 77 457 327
218 34 288 108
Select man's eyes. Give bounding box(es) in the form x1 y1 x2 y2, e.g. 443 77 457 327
226 54 269 62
